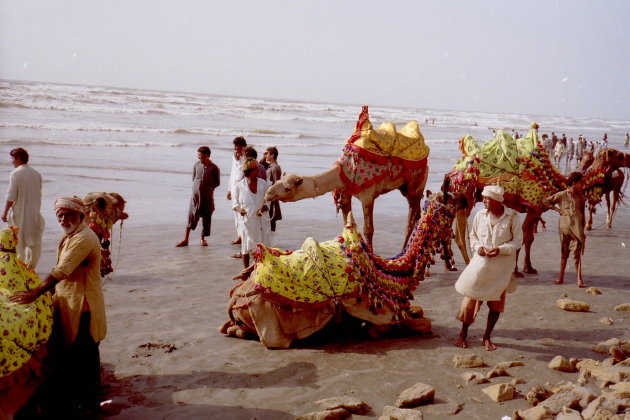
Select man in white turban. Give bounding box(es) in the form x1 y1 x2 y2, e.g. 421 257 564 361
10 196 106 415
453 185 522 351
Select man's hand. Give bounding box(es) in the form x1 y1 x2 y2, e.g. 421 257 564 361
239 209 247 216
226 191 232 200
9 290 37 305
477 247 487 256
486 247 500 257
1 214 7 223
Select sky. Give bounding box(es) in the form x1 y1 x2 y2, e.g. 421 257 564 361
1 0 629 120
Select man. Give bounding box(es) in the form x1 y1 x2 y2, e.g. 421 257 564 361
543 172 586 288
566 138 575 168
454 185 522 351
265 146 283 232
1 148 45 269
176 146 221 247
10 196 106 414
228 136 247 246
243 146 267 181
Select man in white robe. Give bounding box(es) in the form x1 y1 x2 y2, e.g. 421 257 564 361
227 136 246 251
454 185 522 351
2 148 45 269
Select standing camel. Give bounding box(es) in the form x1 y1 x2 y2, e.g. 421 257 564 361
579 149 629 230
265 106 430 248
447 127 629 275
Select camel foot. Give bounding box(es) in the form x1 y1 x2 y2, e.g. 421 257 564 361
446 266 458 272
523 267 538 274
483 338 497 351
586 225 592 231
513 271 524 278
454 339 468 349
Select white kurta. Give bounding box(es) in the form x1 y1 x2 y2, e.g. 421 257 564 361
5 165 45 268
233 178 271 254
455 208 522 301
229 155 244 231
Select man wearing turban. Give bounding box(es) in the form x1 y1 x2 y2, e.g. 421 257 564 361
453 185 522 351
10 196 106 415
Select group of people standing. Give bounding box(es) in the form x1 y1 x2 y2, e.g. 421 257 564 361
176 137 283 269
4 148 108 415
543 132 616 170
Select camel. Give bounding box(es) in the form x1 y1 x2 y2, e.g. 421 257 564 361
265 106 430 248
221 187 468 348
579 149 628 230
83 192 128 276
447 127 629 275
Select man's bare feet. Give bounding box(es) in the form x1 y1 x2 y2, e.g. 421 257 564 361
231 237 241 245
554 279 563 284
200 238 208 246
483 338 497 351
454 338 468 348
577 282 586 288
175 240 188 247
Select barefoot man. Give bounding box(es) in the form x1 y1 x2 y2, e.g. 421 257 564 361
454 185 522 351
543 171 586 288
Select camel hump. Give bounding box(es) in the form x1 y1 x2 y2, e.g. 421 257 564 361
398 120 421 139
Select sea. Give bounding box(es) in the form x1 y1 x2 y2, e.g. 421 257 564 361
1 79 629 238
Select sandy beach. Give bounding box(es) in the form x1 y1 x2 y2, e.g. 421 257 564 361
29 200 629 420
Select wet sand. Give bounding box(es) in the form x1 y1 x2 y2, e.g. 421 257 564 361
34 204 630 419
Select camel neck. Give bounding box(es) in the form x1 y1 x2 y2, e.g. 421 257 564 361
299 166 344 199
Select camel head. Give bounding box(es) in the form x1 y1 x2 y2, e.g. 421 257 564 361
578 149 594 171
592 148 630 171
264 174 304 202
428 190 469 215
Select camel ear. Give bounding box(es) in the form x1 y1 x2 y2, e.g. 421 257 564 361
295 177 304 186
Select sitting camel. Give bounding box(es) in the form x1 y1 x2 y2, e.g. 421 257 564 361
447 126 629 275
221 188 468 348
265 106 430 248
579 149 629 230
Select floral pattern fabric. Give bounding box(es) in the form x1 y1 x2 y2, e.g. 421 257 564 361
0 227 53 378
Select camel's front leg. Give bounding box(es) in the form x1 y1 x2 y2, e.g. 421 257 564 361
522 211 540 274
586 203 594 230
403 196 421 250
454 209 471 264
361 199 375 248
606 191 614 228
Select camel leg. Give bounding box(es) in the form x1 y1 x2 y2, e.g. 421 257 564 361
522 210 540 274
586 204 594 231
361 199 375 248
605 192 612 228
402 196 421 250
338 192 353 229
454 209 471 265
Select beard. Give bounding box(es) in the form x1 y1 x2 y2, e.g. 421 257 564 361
60 220 81 235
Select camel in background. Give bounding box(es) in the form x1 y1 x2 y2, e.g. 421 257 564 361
265 106 429 248
447 126 629 275
579 149 628 230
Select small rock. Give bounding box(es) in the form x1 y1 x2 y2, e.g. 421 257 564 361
525 385 552 406
462 371 489 385
608 381 630 393
424 402 463 416
515 405 552 420
554 407 582 420
404 318 432 334
482 383 515 402
560 293 569 297
610 342 630 363
452 354 485 368
556 298 590 312
314 397 370 415
294 408 350 420
549 355 576 372
537 389 581 415
395 383 435 408
593 338 622 354
486 366 511 379
585 287 602 295
378 405 423 420
613 303 630 311
511 378 526 386
589 364 630 384
599 317 614 325
494 361 525 369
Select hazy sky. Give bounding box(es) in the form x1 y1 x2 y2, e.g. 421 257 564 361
1 1 629 119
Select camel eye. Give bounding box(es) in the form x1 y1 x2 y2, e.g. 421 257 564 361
284 186 291 192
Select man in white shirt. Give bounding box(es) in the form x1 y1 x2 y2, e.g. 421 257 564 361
2 148 45 269
454 185 522 351
227 136 247 250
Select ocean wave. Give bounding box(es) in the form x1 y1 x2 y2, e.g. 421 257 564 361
0 138 182 147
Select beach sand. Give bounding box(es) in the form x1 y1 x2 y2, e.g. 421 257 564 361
32 204 630 420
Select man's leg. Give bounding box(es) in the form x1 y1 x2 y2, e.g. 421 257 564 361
555 258 568 284
455 297 479 348
176 227 191 247
482 311 500 351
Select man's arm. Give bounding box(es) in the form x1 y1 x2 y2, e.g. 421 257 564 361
9 273 58 304
1 200 13 222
